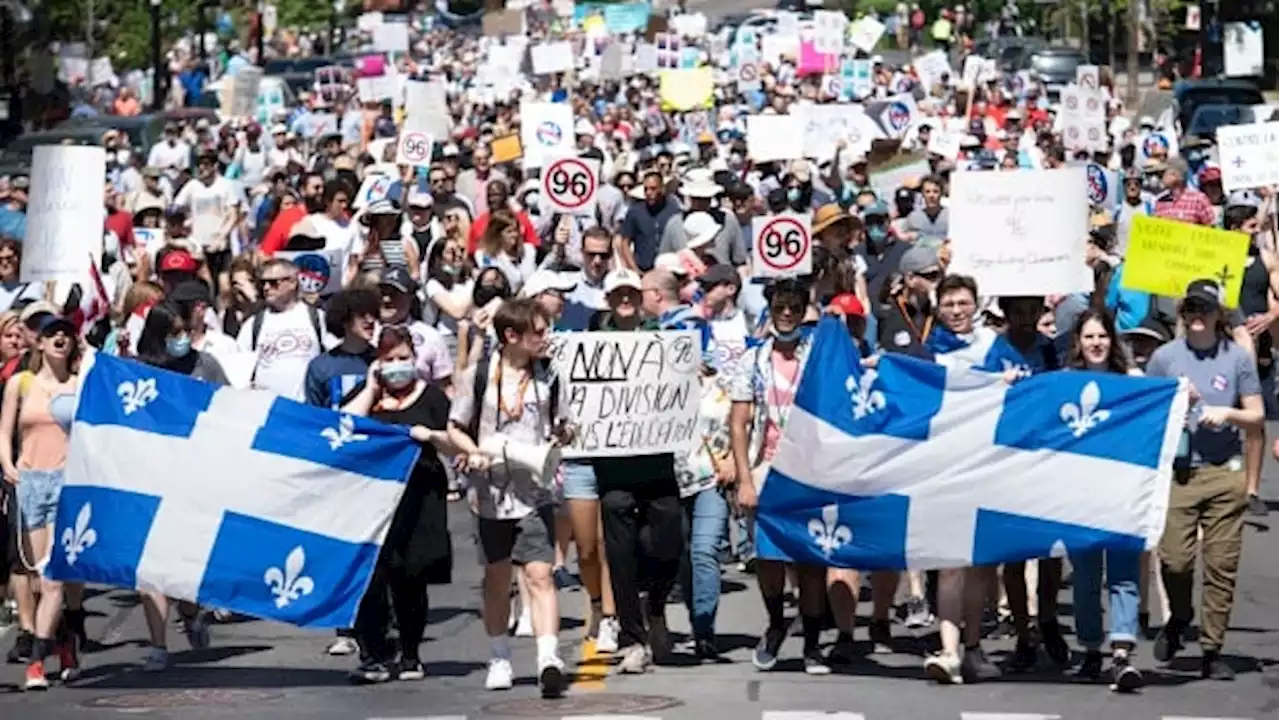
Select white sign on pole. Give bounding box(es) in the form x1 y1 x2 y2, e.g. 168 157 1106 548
531 41 574 75
22 146 105 285
520 102 574 169
372 22 409 53
752 213 813 278
541 156 600 216
223 67 263 119
926 130 963 160
1224 22 1265 78
812 10 847 55
1215 121 1280 193
550 330 701 459
848 15 885 54
395 87 435 169
1075 64 1100 91
948 167 1092 297
747 114 804 162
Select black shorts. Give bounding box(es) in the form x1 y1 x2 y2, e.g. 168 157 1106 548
475 506 556 566
205 248 233 278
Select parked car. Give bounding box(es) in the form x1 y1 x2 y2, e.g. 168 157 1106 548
1173 78 1266 134
1027 46 1088 99
1183 104 1257 141
0 126 107 177
56 113 167 153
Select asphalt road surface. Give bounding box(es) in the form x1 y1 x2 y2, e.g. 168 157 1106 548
0 423 1275 720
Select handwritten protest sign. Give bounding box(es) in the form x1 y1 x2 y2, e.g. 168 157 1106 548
551 330 700 458
1122 215 1250 308
22 146 106 285
1215 121 1279 193
948 167 1091 297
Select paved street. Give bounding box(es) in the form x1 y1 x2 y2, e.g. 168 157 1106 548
0 426 1275 719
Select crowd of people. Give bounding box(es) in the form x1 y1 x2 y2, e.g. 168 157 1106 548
0 2 1275 704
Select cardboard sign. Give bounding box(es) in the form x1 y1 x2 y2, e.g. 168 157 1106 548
1122 215 1251 308
22 146 106 284
491 134 523 163
752 213 813 278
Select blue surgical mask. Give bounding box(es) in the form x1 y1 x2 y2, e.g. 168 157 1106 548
1187 150 1204 166
165 334 191 358
786 188 801 204
867 224 889 244
379 359 417 389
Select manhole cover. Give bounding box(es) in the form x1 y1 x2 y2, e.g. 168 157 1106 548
85 689 285 709
481 693 682 717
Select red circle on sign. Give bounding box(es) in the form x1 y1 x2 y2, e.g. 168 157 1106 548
758 216 810 272
740 64 757 81
401 131 431 163
543 157 597 211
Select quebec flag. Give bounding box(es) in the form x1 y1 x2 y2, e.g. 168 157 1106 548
756 316 1190 571
45 355 421 629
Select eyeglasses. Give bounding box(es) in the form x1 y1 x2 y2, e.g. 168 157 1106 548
915 269 943 282
771 299 806 315
585 251 611 261
261 276 293 287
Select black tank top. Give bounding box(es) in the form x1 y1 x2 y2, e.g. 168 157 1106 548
1239 250 1270 318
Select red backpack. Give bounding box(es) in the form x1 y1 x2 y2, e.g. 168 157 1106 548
911 9 925 28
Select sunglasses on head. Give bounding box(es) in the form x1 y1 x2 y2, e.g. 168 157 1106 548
915 269 943 281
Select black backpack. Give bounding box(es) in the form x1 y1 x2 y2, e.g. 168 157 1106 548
466 352 560 442
250 303 323 352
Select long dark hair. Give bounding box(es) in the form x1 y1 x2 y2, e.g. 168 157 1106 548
136 302 198 374
1066 308 1131 374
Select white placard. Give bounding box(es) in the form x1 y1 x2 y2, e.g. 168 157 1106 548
878 93 919 138
405 80 451 140
752 213 813 278
1216 121 1280 193
1075 64 1100 92
926 130 962 160
1224 22 1265 78
541 156 600 216
373 22 409 53
531 41 574 75
551 330 701 458
848 15 885 54
210 349 257 389
747 114 804 162
276 248 347 296
223 67 263 119
948 167 1091 297
22 146 106 285
914 50 951 91
396 81 440 167
357 75 396 104
812 10 847 55
800 104 878 160
353 172 394 209
521 101 575 169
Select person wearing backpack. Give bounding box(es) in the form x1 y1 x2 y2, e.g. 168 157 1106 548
234 258 327 402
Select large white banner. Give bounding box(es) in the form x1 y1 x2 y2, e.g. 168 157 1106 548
948 167 1092 297
22 145 106 285
551 330 700 458
1216 121 1279 193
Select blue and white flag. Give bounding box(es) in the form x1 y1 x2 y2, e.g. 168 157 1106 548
46 355 420 629
756 317 1189 571
926 325 1033 376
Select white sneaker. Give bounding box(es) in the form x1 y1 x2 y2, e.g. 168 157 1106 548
326 636 359 656
537 653 567 698
514 607 533 638
594 616 619 654
924 651 963 685
616 644 650 674
485 658 514 691
142 647 170 673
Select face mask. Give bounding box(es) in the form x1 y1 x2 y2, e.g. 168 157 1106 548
304 195 325 213
165 334 192 358
441 264 459 277
474 285 505 307
379 359 417 389
867 224 889 245
786 188 801 204
116 150 131 165
1186 150 1204 166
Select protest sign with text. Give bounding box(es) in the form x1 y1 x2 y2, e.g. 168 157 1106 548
948 167 1091 297
1122 215 1251 308
551 330 700 458
22 146 106 285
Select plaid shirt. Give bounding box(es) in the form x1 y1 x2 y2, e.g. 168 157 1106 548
1155 187 1217 227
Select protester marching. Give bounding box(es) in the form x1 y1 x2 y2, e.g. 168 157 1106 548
0 2 1276 719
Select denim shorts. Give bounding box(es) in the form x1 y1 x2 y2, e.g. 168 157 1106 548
17 469 64 530
560 461 598 501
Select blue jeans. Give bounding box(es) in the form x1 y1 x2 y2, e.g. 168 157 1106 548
1070 548 1141 651
679 487 730 641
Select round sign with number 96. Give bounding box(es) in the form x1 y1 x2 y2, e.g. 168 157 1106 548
543 157 598 214
754 215 811 276
400 132 431 164
764 227 803 260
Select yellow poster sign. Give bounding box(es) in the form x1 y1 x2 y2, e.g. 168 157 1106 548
659 68 713 112
1121 214 1250 308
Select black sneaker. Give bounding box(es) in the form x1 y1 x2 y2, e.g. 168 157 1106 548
553 567 578 590
693 638 723 663
825 633 857 667
1109 654 1143 692
803 647 831 675
1006 640 1038 673
869 619 893 654
1138 612 1152 640
1201 651 1235 680
6 631 32 664
751 625 788 670
988 615 1017 640
1153 621 1185 663
1076 650 1104 681
1248 494 1268 516
349 659 392 684
1040 623 1070 667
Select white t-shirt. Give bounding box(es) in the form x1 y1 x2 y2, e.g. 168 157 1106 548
174 176 239 252
0 282 44 313
236 303 326 402
148 140 191 176
307 213 358 256
474 244 536 294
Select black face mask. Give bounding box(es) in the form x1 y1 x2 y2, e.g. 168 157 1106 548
304 195 325 214
473 284 507 307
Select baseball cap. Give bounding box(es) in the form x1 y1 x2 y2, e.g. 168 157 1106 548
862 201 890 219
1183 278 1224 309
827 293 865 317
1121 316 1172 344
698 264 741 291
167 280 213 306
379 266 415 295
37 315 76 337
521 270 577 298
900 245 941 275
603 269 642 295
20 300 59 328
654 253 688 276
158 248 199 274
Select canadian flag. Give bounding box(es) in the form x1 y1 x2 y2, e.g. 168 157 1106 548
64 255 112 337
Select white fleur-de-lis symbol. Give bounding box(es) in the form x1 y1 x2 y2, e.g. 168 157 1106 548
846 372 886 420
263 546 315 609
808 503 852 557
1000 359 1032 380
1059 380 1111 438
61 503 97 565
117 379 159 416
320 414 368 451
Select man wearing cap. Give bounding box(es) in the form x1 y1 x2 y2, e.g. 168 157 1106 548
127 167 173 216
1145 279 1265 680
173 150 242 292
1155 156 1216 226
147 124 192 179
659 170 748 272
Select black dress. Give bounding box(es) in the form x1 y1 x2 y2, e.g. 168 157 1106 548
372 382 454 585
